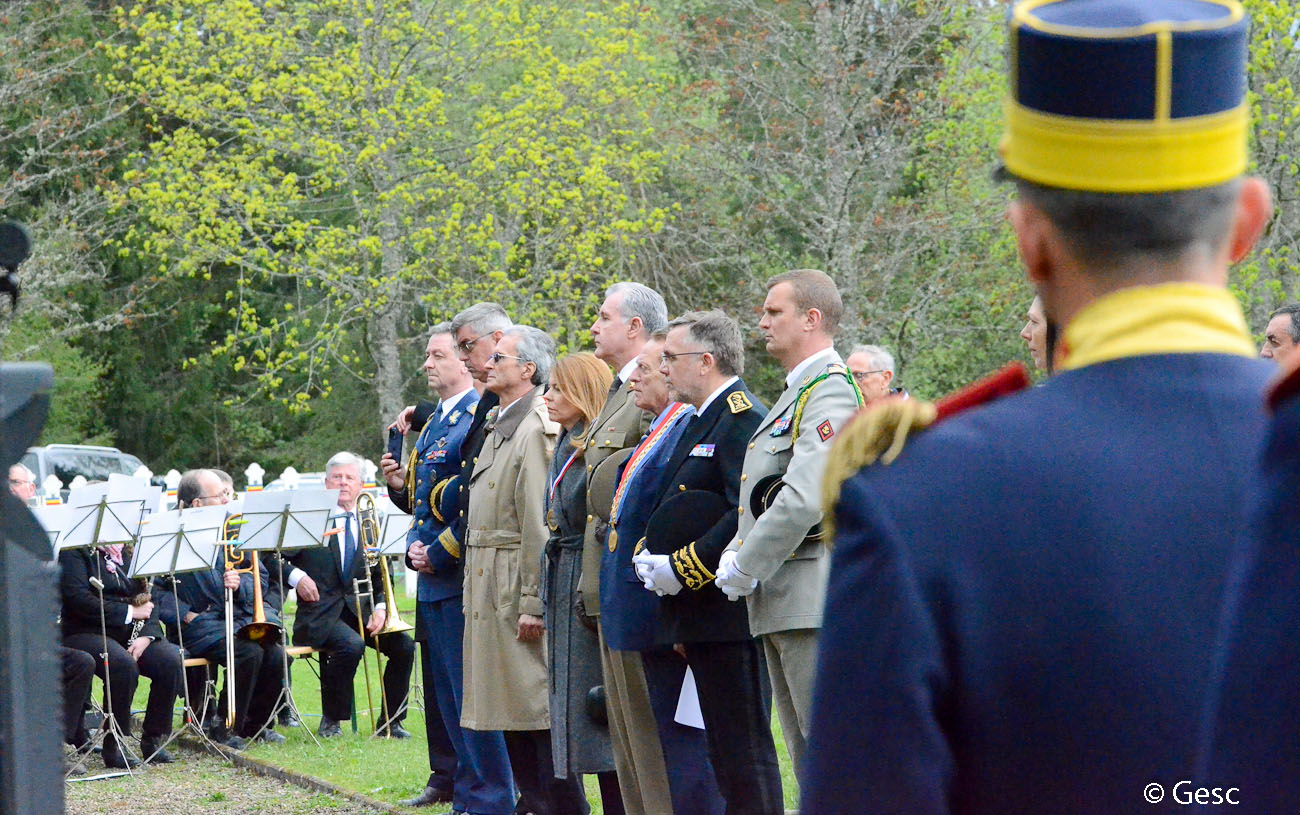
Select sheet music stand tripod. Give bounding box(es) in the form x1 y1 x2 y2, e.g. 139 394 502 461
57 484 148 777
237 489 339 747
128 505 228 759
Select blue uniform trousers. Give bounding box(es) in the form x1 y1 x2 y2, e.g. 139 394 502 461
421 597 515 815
641 647 725 815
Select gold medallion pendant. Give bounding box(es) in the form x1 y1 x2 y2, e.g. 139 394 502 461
608 528 618 552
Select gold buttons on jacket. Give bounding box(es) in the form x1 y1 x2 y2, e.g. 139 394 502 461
679 485 686 491
740 474 747 482
587 514 594 523
478 568 483 576
488 481 495 489
738 507 744 515
748 442 755 449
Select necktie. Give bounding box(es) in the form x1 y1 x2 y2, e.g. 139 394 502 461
341 512 356 578
607 377 622 399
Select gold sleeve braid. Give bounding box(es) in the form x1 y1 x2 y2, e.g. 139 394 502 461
437 527 461 560
670 542 716 590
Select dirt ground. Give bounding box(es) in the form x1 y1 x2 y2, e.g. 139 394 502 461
64 746 388 815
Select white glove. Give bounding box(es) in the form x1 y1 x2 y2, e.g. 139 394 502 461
715 549 758 600
632 551 683 597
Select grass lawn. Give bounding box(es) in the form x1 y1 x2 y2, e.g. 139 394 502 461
126 591 801 811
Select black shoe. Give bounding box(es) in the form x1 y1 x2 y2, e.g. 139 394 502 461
139 737 174 764
317 717 343 738
399 786 454 807
256 729 286 745
103 739 141 770
377 723 412 739
278 707 301 728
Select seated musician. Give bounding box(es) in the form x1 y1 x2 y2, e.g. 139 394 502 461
282 452 415 739
59 528 184 768
158 469 286 748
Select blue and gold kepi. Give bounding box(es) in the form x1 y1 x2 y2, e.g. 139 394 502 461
1000 0 1248 192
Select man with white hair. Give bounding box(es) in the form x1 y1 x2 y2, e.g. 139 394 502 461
845 344 898 404
7 463 36 503
284 452 415 739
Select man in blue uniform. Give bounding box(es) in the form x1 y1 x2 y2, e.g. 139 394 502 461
382 324 513 815
600 332 724 815
803 2 1276 813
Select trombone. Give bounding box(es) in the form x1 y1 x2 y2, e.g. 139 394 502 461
351 492 413 734
222 513 282 730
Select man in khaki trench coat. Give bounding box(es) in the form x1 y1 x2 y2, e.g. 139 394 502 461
715 269 862 783
585 281 673 815
462 325 585 813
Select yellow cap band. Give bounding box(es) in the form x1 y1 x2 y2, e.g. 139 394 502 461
1000 99 1249 192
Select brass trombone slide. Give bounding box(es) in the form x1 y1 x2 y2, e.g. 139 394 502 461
221 514 281 730
354 493 412 735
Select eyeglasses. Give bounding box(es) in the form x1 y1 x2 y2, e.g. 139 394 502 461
660 350 707 363
851 369 887 381
8 478 33 486
489 352 528 365
456 334 486 355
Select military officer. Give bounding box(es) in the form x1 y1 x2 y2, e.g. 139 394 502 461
803 1 1276 812
584 281 672 815
634 310 783 815
714 269 861 782
382 324 514 814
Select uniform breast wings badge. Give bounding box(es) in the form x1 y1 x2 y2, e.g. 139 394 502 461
690 444 716 458
816 420 834 442
727 392 753 414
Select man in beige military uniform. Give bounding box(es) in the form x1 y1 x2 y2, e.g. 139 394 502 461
715 269 862 781
462 325 585 813
584 281 673 815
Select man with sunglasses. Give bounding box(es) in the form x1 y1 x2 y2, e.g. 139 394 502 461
462 325 587 815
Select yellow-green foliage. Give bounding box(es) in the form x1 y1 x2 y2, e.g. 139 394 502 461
103 0 674 409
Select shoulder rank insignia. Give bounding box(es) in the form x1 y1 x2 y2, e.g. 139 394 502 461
819 362 1029 544
727 391 753 414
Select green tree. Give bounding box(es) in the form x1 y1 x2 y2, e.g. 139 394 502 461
106 0 674 431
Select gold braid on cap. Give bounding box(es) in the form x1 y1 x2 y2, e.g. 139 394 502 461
819 398 938 545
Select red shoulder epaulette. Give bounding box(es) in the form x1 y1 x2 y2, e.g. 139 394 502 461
1267 357 1300 411
933 362 1031 422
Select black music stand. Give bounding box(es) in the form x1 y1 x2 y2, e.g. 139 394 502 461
129 505 226 759
57 481 148 777
236 489 339 746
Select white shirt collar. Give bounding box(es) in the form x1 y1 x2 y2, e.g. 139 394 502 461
697 376 740 415
616 358 638 385
785 346 839 390
439 386 475 419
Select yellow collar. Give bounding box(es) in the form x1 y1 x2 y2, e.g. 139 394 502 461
1060 283 1254 372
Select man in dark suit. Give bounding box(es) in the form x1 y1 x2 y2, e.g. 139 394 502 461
382 324 513 814
634 309 783 815
284 451 415 738
603 332 724 815
803 2 1276 813
160 468 285 749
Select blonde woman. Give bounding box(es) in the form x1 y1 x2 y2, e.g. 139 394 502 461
542 352 623 813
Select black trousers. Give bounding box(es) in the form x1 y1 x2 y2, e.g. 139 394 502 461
503 729 588 815
191 636 286 737
63 632 182 740
682 640 784 815
417 636 458 792
318 610 415 725
60 646 96 747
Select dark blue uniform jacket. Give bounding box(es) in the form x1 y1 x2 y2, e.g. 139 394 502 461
803 353 1272 815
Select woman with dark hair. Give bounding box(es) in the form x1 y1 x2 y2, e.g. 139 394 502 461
542 352 623 814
